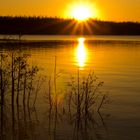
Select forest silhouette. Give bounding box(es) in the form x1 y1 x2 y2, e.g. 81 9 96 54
0 16 140 35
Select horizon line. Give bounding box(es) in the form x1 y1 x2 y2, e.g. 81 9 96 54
0 15 140 23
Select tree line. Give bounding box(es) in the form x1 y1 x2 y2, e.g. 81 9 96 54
0 16 140 35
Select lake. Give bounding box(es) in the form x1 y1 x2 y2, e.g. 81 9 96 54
0 35 140 140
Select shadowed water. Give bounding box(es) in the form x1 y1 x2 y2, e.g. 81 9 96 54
0 35 140 140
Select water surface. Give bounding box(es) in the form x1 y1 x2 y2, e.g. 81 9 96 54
0 35 140 140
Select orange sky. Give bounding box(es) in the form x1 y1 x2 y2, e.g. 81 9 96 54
0 0 140 22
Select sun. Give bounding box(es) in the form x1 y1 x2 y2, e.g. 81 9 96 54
72 6 91 21
65 2 98 22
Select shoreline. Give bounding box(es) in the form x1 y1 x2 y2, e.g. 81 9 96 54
0 39 140 46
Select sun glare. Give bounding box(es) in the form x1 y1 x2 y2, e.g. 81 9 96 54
66 2 98 22
72 6 91 21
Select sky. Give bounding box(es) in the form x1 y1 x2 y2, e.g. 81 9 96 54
0 0 140 22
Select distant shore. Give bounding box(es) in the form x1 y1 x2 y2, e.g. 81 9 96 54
0 38 140 47
0 16 140 35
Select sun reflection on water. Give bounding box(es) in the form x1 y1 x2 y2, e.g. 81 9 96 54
76 37 87 68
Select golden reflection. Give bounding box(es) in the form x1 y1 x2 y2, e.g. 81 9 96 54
76 37 87 68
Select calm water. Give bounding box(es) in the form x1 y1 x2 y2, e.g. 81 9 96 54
0 35 140 140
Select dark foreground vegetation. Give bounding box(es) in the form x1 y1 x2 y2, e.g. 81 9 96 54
0 49 110 140
0 16 140 35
